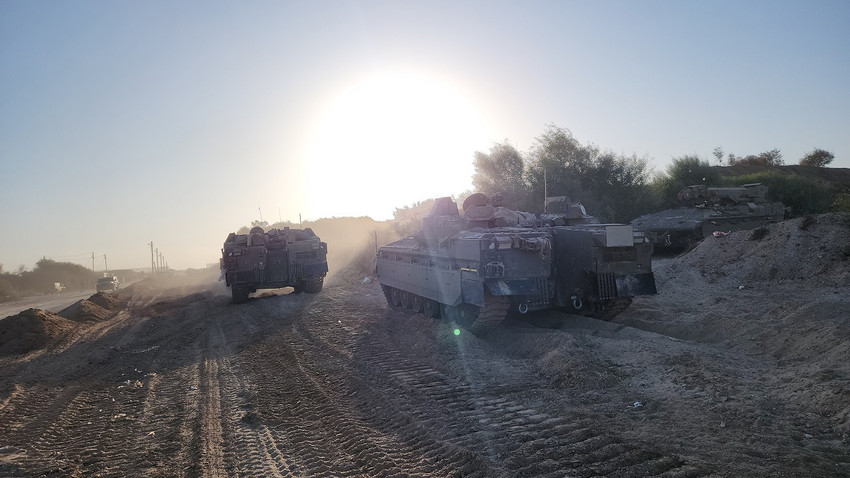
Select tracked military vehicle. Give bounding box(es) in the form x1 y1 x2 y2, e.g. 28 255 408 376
376 194 656 334
221 226 328 304
631 183 785 249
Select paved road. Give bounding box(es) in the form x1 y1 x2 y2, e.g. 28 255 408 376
0 291 95 319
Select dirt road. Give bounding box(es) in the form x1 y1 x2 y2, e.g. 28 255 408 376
1 215 849 477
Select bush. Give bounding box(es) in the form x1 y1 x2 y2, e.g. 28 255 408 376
833 189 850 213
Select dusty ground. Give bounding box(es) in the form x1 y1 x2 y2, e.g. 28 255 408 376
0 214 848 477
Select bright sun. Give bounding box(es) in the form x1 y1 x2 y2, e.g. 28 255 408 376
304 70 492 220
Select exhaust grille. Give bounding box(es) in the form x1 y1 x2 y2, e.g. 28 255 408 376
597 272 618 300
529 276 551 306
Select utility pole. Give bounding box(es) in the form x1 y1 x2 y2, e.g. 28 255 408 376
149 242 155 275
155 249 160 273
103 254 108 273
258 203 264 222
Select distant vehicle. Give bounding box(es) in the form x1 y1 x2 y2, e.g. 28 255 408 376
221 226 329 304
53 282 66 293
96 276 119 292
631 183 785 249
376 194 656 334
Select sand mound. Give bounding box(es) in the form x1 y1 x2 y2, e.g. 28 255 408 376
640 212 850 434
0 308 78 356
58 291 127 323
59 300 112 322
87 291 122 310
679 213 850 286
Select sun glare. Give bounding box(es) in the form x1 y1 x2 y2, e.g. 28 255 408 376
304 70 491 220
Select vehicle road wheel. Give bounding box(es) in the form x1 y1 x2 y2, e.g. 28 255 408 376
411 295 423 313
423 299 440 319
303 277 323 294
390 288 402 307
231 287 249 304
441 303 459 323
401 291 412 308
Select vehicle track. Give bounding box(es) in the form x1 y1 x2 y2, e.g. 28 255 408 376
288 287 709 477
349 330 706 477
2 279 847 476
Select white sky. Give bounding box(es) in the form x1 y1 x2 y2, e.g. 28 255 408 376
1 0 848 270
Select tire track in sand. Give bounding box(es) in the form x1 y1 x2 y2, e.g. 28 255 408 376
350 326 711 477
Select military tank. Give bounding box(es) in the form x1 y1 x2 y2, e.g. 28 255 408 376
631 183 785 249
376 194 656 334
221 226 328 304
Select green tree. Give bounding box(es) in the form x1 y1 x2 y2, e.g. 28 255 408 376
799 148 834 167
32 259 97 291
525 125 652 221
653 155 721 207
524 126 594 212
471 141 527 207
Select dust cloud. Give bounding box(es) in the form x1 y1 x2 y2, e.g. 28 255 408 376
305 217 400 284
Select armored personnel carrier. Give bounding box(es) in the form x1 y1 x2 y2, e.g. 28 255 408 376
631 183 785 249
221 226 328 304
376 194 656 334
